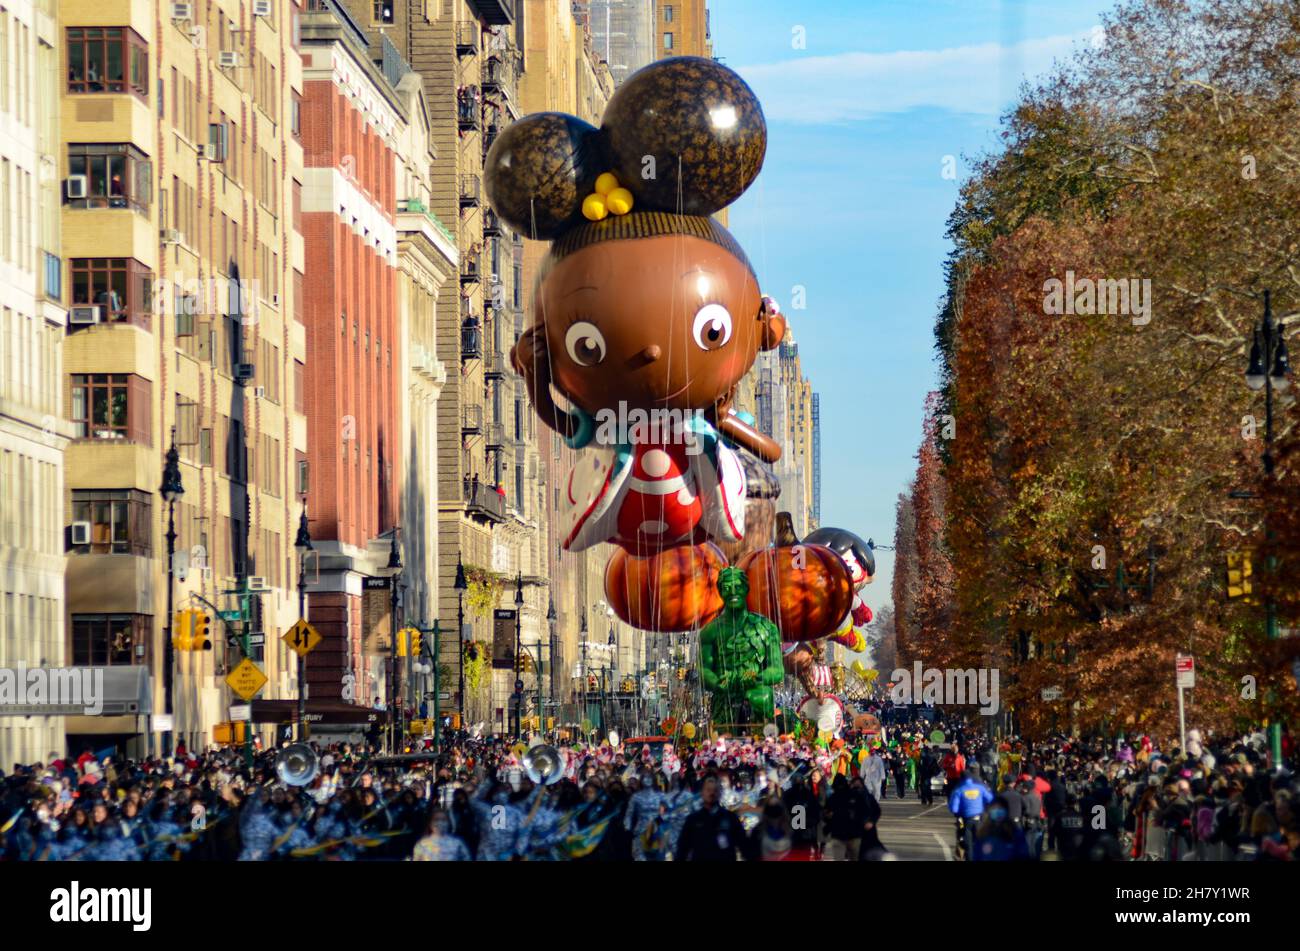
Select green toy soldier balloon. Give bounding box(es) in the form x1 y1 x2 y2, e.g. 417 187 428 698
699 567 784 728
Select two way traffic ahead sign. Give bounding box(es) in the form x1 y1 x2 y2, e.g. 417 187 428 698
282 618 322 658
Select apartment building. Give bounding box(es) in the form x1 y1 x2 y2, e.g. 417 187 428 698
519 0 619 726
582 0 654 87
58 0 307 754
391 52 455 691
654 0 709 59
755 329 818 536
297 3 411 718
334 0 547 733
0 0 69 765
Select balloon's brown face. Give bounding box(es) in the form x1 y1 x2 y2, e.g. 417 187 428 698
535 235 776 414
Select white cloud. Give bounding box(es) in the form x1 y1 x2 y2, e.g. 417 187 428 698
736 30 1096 123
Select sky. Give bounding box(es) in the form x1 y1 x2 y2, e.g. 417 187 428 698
712 0 1113 619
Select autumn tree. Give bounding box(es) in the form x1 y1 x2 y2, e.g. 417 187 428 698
902 0 1300 739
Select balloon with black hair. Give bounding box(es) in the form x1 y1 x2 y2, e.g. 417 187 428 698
482 112 608 239
803 526 876 586
601 55 767 216
487 53 786 569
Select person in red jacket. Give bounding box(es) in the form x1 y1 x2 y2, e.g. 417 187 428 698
941 744 966 799
1017 764 1051 820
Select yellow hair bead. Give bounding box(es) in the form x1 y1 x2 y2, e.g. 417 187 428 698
606 187 634 215
582 193 608 221
594 172 619 196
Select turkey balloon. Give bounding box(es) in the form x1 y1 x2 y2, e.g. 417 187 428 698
738 512 853 643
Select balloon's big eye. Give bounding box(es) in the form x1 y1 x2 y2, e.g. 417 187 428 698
692 304 733 351
565 321 607 366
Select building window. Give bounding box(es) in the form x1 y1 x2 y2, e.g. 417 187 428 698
226 418 247 483
44 252 63 302
70 374 127 439
66 27 149 98
66 144 152 214
663 32 674 50
70 373 151 443
664 5 674 22
70 489 152 555
71 614 148 666
69 258 153 328
373 0 394 24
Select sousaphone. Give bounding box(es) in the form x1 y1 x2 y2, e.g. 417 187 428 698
274 743 320 786
522 743 565 785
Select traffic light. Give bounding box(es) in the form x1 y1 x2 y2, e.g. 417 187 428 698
409 630 422 657
191 611 212 650
1227 552 1255 602
396 628 407 657
172 610 193 651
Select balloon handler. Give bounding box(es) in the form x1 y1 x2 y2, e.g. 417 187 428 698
699 567 784 728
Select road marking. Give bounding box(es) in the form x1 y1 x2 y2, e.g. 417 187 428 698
910 804 945 819
931 832 954 861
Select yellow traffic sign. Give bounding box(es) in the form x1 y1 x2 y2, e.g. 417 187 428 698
226 657 268 702
282 618 322 658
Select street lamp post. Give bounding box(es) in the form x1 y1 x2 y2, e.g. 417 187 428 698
1245 289 1290 768
606 627 616 736
536 643 544 738
294 503 313 742
387 532 402 753
546 596 557 730
454 557 467 731
580 609 588 736
512 572 524 737
159 431 184 758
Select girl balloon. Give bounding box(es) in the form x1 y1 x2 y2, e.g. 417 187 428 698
484 57 786 557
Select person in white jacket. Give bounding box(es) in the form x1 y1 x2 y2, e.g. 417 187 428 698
860 747 887 799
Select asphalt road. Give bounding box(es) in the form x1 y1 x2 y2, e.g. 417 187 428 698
875 792 956 861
